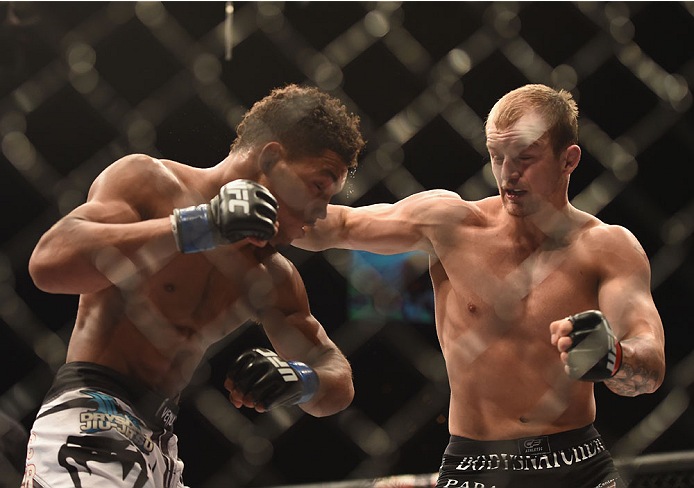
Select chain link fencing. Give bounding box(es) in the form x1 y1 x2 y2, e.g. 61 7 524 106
1 2 693 487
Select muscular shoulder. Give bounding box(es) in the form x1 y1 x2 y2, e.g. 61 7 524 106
401 189 483 224
88 154 192 217
91 154 183 197
577 221 651 274
579 222 645 254
258 248 310 314
407 189 463 208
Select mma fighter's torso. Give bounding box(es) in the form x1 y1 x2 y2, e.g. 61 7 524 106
428 194 606 440
65 157 294 399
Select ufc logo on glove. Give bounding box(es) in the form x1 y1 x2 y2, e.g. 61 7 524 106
171 179 278 253
227 348 320 409
256 348 299 382
224 188 250 215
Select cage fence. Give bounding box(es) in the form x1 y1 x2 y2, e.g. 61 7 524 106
1 2 693 487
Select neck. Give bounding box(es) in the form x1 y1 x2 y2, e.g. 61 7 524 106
210 149 262 188
503 201 578 246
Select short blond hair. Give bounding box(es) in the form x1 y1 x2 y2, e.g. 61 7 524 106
486 84 578 155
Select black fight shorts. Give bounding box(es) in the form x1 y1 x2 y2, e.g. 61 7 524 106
436 425 626 488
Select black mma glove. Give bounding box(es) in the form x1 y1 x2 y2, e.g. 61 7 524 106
566 310 622 382
171 180 278 254
227 348 320 410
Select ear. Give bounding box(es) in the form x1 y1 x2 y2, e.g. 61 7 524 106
258 142 284 175
563 144 581 175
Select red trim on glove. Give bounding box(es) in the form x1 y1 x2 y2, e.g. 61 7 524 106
612 341 623 377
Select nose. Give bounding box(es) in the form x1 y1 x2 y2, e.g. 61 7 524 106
314 204 327 221
305 201 327 223
501 157 521 183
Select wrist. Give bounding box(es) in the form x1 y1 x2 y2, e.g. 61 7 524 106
171 205 217 254
287 361 319 404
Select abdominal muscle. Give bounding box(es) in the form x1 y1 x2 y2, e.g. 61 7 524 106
442 324 597 440
66 265 252 398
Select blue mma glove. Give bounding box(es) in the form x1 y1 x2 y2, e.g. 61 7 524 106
227 348 319 409
171 179 277 254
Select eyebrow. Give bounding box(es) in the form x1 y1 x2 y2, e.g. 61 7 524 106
321 168 341 183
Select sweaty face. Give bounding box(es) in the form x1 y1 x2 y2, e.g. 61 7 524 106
267 150 348 244
486 112 564 217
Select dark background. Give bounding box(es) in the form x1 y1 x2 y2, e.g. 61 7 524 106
1 2 693 487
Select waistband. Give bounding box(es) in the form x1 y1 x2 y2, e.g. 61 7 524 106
444 424 601 457
45 361 179 431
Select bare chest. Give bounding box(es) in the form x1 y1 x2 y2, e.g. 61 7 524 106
142 249 271 339
433 235 598 342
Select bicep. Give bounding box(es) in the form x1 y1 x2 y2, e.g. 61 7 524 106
55 154 162 228
335 191 463 255
341 204 431 254
258 263 334 362
37 177 144 246
595 228 666 394
29 156 175 293
67 198 141 226
34 172 145 254
597 231 663 344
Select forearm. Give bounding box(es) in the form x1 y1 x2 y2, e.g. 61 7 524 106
605 335 665 396
29 216 178 295
300 346 354 417
296 205 348 251
297 203 432 255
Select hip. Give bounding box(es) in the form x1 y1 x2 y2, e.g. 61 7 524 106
436 424 625 488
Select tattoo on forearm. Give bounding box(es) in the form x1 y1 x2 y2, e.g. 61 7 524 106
605 337 661 396
606 361 660 396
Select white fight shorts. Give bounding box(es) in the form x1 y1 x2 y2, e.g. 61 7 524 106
21 362 186 488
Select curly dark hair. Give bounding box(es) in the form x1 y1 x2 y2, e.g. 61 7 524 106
230 84 365 168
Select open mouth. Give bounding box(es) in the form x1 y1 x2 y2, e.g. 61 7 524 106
505 189 527 198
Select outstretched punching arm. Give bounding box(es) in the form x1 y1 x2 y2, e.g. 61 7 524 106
551 226 665 396
295 189 465 255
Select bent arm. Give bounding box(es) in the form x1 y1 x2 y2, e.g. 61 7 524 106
28 155 180 295
597 228 665 396
295 190 464 255
271 312 353 417
258 261 354 417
